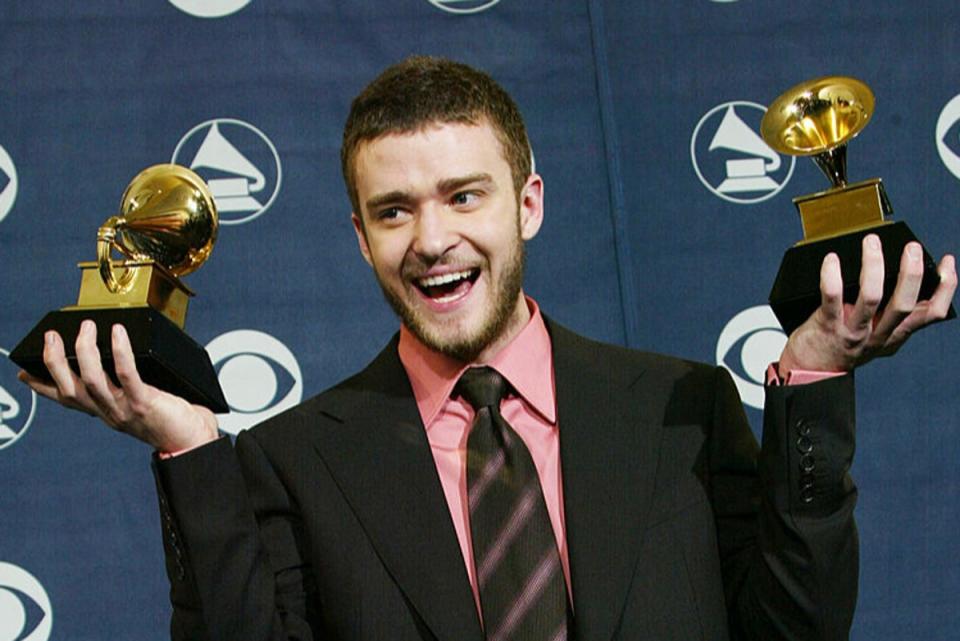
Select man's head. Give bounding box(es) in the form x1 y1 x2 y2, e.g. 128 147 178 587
341 55 532 217
343 57 544 363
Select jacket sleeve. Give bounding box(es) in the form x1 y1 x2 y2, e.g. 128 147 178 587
709 366 858 641
153 433 318 641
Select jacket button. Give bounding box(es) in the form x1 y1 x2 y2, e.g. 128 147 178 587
797 435 813 454
800 454 816 473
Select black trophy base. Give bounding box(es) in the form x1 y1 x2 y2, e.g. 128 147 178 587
769 221 956 335
9 307 228 413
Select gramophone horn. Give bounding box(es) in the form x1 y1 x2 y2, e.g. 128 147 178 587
760 76 875 187
97 164 218 293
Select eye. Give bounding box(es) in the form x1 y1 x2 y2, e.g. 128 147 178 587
451 191 479 207
0 586 47 641
374 206 412 226
205 330 304 435
715 305 787 410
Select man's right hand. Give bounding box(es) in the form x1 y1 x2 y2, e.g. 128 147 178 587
17 319 219 453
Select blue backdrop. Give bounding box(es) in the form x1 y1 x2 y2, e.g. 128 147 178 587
1 1 957 639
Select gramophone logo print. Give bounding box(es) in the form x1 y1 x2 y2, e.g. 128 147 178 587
0 348 36 451
172 119 282 225
691 101 795 204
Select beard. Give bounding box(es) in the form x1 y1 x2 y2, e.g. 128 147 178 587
374 234 526 364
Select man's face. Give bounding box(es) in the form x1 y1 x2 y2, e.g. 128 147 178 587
351 121 543 362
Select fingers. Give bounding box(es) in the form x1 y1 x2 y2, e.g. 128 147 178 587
883 253 958 344
18 369 67 403
872 242 924 340
74 321 127 424
927 254 958 320
42 329 95 413
818 252 844 325
111 324 148 411
850 234 884 332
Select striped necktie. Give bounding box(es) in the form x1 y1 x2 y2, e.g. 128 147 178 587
455 366 568 641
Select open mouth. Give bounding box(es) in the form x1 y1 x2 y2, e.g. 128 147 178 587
415 268 481 303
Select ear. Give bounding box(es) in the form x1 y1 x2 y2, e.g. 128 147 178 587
518 173 544 241
351 212 373 267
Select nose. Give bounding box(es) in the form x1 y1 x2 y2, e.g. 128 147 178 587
412 205 457 260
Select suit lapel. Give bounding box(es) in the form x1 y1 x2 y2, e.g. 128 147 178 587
309 324 664 641
549 322 662 641
310 338 483 641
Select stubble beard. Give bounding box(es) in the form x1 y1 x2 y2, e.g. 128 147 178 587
375 235 526 364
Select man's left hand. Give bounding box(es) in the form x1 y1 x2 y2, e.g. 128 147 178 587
778 234 957 377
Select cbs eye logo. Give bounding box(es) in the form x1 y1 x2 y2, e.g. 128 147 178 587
936 93 960 181
715 305 787 410
168 0 251 18
0 145 18 225
206 330 303 434
427 0 501 14
0 562 52 641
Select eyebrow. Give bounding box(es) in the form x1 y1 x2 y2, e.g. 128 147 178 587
436 172 496 195
363 172 497 214
365 190 414 214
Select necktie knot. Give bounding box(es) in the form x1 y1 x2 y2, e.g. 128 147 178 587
455 366 508 411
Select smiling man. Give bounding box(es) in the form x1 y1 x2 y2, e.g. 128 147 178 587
351 121 540 363
19 56 957 641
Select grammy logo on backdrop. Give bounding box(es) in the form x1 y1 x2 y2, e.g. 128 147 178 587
188 122 267 213
10 164 228 412
760 76 955 333
710 105 782 194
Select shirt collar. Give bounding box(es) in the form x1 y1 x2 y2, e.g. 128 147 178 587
398 297 556 429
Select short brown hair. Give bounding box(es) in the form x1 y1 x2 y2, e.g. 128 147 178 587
341 55 532 215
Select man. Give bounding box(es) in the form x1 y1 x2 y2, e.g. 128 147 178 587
19 56 957 640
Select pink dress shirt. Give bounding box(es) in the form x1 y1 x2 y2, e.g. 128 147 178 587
397 299 570 613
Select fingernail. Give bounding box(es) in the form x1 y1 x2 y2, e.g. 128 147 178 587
80 320 93 334
907 244 921 259
113 324 125 339
867 235 880 250
44 331 54 346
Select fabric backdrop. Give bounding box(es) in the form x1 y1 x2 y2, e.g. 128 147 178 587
1 2 957 639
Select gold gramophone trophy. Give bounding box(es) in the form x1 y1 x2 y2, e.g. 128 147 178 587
11 164 228 412
761 76 955 334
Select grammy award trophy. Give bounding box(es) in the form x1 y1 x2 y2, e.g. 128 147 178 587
10 164 228 412
760 76 955 334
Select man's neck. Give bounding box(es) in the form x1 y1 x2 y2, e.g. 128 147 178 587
472 292 531 364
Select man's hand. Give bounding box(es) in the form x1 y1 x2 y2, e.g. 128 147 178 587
778 234 957 377
17 320 220 453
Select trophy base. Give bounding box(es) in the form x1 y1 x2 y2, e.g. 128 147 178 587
769 221 956 335
9 307 228 413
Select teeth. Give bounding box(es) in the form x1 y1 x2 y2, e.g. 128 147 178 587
418 269 473 288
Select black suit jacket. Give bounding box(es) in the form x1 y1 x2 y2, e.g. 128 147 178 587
155 321 858 641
